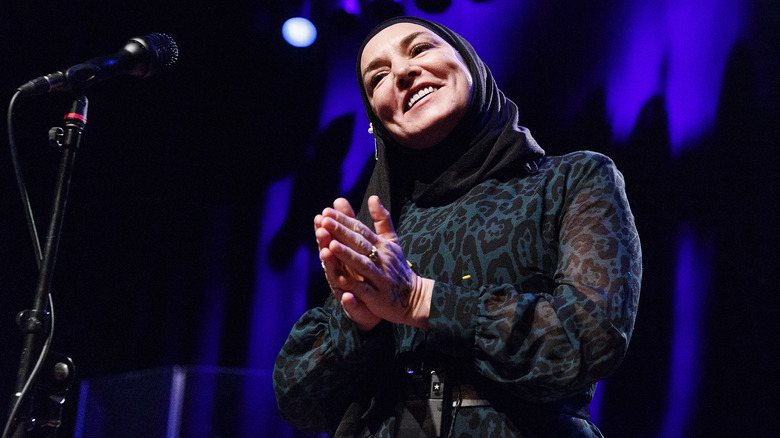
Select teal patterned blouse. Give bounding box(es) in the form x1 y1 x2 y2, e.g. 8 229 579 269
274 151 642 437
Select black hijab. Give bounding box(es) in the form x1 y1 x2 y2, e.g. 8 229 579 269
355 17 544 226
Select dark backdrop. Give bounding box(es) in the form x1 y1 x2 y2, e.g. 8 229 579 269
1 0 778 436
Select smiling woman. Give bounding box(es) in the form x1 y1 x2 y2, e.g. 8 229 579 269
359 22 472 149
273 16 642 438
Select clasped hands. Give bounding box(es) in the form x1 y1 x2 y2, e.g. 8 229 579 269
314 195 434 332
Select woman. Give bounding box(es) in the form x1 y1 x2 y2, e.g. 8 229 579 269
274 16 641 437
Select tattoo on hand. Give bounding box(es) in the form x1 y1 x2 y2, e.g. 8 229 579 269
391 269 412 307
391 283 410 307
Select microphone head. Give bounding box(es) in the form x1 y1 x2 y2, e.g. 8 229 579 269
127 33 179 78
18 33 180 96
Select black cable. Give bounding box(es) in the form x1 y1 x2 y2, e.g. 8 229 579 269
1 294 55 438
7 90 44 266
3 90 55 438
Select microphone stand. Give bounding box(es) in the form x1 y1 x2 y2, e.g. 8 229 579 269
7 96 86 438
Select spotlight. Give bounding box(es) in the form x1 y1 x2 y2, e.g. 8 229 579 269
414 0 451 13
282 17 317 47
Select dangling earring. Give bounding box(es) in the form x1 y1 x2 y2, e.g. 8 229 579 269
368 123 378 161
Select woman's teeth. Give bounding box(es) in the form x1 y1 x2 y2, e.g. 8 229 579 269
407 86 436 110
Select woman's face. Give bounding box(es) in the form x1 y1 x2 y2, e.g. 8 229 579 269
360 23 473 150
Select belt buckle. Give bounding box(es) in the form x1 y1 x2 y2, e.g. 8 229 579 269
400 365 446 436
403 362 445 400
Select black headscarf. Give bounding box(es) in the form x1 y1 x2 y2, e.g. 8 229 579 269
355 16 544 226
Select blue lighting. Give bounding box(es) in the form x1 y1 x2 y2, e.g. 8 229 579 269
282 17 317 47
246 176 309 370
605 0 745 154
660 225 712 437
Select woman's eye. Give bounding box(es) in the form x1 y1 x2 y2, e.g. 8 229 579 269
410 42 432 56
369 72 387 89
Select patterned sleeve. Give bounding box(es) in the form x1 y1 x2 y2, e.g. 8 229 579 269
272 295 391 433
425 152 642 402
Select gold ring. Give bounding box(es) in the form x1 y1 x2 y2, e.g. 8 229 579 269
368 246 379 263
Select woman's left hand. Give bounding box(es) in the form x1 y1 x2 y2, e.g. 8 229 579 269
318 196 434 330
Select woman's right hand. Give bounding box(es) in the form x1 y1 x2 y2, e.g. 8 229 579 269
315 198 382 332
318 196 433 331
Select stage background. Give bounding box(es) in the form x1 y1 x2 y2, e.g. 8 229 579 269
1 0 778 436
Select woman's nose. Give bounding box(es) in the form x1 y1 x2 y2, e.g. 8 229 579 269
393 62 419 89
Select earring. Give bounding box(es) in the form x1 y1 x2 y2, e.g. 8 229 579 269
369 123 378 161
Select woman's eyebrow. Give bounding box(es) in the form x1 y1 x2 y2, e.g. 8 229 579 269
399 31 426 50
362 31 427 79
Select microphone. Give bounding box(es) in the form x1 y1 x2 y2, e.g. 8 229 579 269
18 33 179 96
